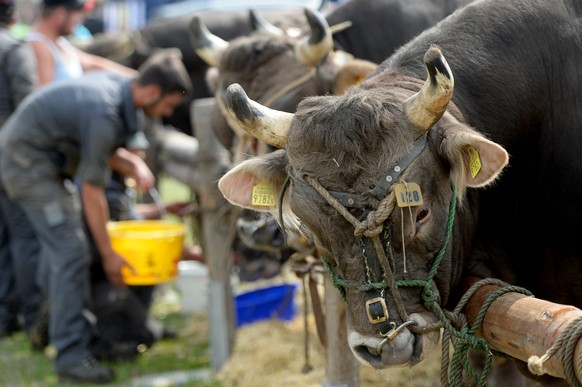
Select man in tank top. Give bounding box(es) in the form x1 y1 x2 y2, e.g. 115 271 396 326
27 0 135 85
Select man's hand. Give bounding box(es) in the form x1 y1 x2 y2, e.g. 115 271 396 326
108 147 155 192
102 250 135 288
132 159 155 192
165 201 195 217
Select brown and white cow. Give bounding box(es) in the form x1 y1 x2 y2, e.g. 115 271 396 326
217 0 582 383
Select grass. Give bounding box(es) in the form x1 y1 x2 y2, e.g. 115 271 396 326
0 177 220 386
0 311 220 386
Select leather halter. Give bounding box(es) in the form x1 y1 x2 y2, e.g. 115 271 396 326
290 133 429 337
294 134 428 210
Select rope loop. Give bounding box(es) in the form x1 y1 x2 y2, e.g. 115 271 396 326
438 278 534 386
527 315 582 387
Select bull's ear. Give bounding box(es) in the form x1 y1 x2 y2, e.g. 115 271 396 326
332 59 377 95
218 150 289 214
442 124 508 189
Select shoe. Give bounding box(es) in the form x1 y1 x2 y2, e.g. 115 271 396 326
57 356 114 384
27 302 49 351
161 326 177 340
90 341 139 362
0 318 20 338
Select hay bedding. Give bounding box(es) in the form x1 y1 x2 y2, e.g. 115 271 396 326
211 268 441 386
216 304 442 386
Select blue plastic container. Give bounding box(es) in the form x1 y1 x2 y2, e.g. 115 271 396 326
235 283 298 327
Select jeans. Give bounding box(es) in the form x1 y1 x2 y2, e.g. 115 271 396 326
0 181 42 331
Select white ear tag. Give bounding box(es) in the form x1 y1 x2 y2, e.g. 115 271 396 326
395 182 424 207
251 182 276 207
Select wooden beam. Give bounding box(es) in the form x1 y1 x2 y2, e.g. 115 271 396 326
463 284 582 382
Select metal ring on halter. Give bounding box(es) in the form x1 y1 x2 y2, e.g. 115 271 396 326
376 320 418 353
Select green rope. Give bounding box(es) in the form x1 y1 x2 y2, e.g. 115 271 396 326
321 258 347 300
395 185 457 294
440 278 534 386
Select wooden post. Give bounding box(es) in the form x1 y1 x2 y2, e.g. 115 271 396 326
191 98 239 372
322 277 360 387
464 284 582 382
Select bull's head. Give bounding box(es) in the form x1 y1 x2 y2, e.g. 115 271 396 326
218 46 509 368
189 8 376 152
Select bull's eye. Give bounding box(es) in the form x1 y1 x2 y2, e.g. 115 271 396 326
416 207 431 226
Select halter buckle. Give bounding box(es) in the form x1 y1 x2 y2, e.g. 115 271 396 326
365 297 389 324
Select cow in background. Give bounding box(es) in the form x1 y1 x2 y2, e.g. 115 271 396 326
191 7 377 156
328 0 469 64
218 0 582 384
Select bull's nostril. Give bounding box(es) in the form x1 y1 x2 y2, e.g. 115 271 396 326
354 345 383 368
367 345 380 357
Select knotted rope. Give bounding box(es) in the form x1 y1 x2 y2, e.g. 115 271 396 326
304 175 396 239
305 176 410 321
436 278 533 386
527 316 582 387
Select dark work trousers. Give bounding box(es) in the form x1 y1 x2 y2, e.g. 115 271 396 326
87 174 157 348
0 181 42 332
90 281 155 348
6 175 94 372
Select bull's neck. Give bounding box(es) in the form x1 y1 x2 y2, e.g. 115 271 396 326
443 189 481 308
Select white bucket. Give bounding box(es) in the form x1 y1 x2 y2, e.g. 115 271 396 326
176 261 209 315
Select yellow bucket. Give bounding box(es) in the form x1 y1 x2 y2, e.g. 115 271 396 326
107 220 186 285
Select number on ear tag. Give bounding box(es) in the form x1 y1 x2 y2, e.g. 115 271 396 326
395 183 424 207
251 182 276 207
468 146 482 179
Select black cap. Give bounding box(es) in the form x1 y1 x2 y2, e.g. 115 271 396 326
0 0 14 24
43 0 86 10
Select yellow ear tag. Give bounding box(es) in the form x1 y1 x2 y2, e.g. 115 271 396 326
394 183 424 207
251 182 276 207
353 75 365 85
468 146 482 179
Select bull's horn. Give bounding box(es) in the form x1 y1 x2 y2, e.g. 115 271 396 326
188 15 228 67
226 83 293 149
249 9 284 37
404 46 454 132
295 8 333 67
